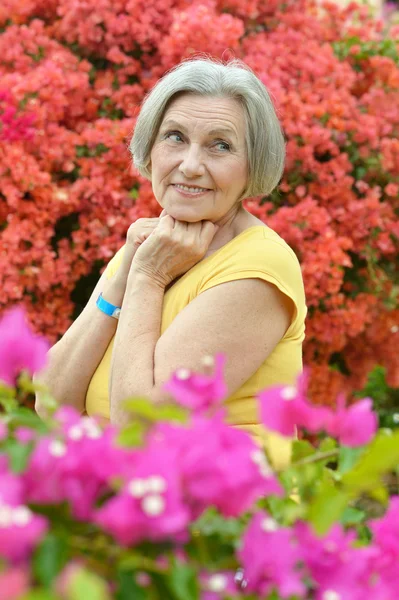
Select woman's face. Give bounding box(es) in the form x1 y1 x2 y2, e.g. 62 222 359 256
149 93 248 223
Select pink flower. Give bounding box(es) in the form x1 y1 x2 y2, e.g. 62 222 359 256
0 567 30 599
151 412 282 518
0 470 25 506
238 512 305 598
258 372 330 437
369 496 399 595
295 522 380 600
370 496 399 558
0 502 48 562
23 420 137 520
200 571 239 599
324 395 377 447
259 372 377 447
0 306 50 387
14 427 35 444
0 468 47 563
94 444 190 546
162 354 228 413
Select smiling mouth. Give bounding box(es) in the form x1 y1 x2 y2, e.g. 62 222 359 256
172 184 211 194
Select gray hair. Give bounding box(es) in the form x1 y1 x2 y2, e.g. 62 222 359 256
129 57 286 199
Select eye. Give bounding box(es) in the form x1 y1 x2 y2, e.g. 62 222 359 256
214 140 230 152
165 131 183 143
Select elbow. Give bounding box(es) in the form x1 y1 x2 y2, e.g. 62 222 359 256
34 398 48 421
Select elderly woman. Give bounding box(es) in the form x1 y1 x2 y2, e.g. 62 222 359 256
35 58 307 470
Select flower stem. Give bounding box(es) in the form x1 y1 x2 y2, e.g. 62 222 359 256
292 449 339 468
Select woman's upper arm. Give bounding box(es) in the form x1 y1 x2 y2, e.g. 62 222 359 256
153 277 292 399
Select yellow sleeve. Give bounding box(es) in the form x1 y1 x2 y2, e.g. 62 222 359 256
199 236 306 336
105 244 126 281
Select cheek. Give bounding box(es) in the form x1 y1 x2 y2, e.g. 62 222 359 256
151 148 174 179
219 161 247 191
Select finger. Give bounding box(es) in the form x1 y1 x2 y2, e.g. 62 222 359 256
157 214 175 232
201 221 219 243
159 209 168 217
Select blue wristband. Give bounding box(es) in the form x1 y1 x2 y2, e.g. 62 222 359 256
96 293 121 320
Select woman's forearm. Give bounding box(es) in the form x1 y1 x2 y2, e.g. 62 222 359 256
35 278 125 416
109 267 165 425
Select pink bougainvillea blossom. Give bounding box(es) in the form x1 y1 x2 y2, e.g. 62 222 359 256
23 411 139 520
162 353 228 413
259 372 377 446
0 470 48 563
258 371 331 437
0 306 50 387
324 395 377 447
0 567 30 599
200 571 239 599
150 412 282 519
295 522 382 600
94 444 190 546
238 512 306 598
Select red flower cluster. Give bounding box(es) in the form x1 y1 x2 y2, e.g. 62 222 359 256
0 0 397 403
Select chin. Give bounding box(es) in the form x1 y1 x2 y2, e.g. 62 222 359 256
166 206 205 223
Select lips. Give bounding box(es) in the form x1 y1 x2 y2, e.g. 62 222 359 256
172 183 211 191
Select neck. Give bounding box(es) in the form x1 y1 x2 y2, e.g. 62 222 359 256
205 205 248 256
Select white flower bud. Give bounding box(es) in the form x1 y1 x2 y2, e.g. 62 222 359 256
176 368 191 380
49 440 67 457
261 517 279 532
12 506 32 527
207 574 227 592
141 494 165 517
281 386 297 400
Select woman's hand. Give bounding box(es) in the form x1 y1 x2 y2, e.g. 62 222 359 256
130 215 218 288
115 210 168 289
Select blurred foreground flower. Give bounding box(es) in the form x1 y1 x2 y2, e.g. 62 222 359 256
0 306 50 388
258 371 377 447
162 353 228 413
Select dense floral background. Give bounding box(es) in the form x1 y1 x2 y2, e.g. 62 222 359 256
0 0 398 406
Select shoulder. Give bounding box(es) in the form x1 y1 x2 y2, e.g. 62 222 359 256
200 226 304 294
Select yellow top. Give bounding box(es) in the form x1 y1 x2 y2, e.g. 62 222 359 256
85 226 307 470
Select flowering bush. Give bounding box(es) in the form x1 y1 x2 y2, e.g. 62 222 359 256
1 306 399 599
0 0 398 406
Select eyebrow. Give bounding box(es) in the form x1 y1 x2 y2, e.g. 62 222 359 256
160 119 237 140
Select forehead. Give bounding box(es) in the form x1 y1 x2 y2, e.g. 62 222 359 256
160 93 246 137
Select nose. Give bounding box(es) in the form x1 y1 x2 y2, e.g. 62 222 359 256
178 144 205 178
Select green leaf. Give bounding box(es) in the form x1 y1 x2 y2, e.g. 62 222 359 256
20 591 59 600
128 187 139 199
168 562 199 600
318 437 337 453
291 439 315 462
8 406 50 433
340 506 365 526
308 473 350 535
122 397 188 424
115 570 148 600
67 567 111 600
368 485 389 504
157 404 188 423
33 533 69 587
122 397 160 420
4 439 33 473
116 422 144 447
193 508 242 539
342 429 399 494
338 445 366 475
